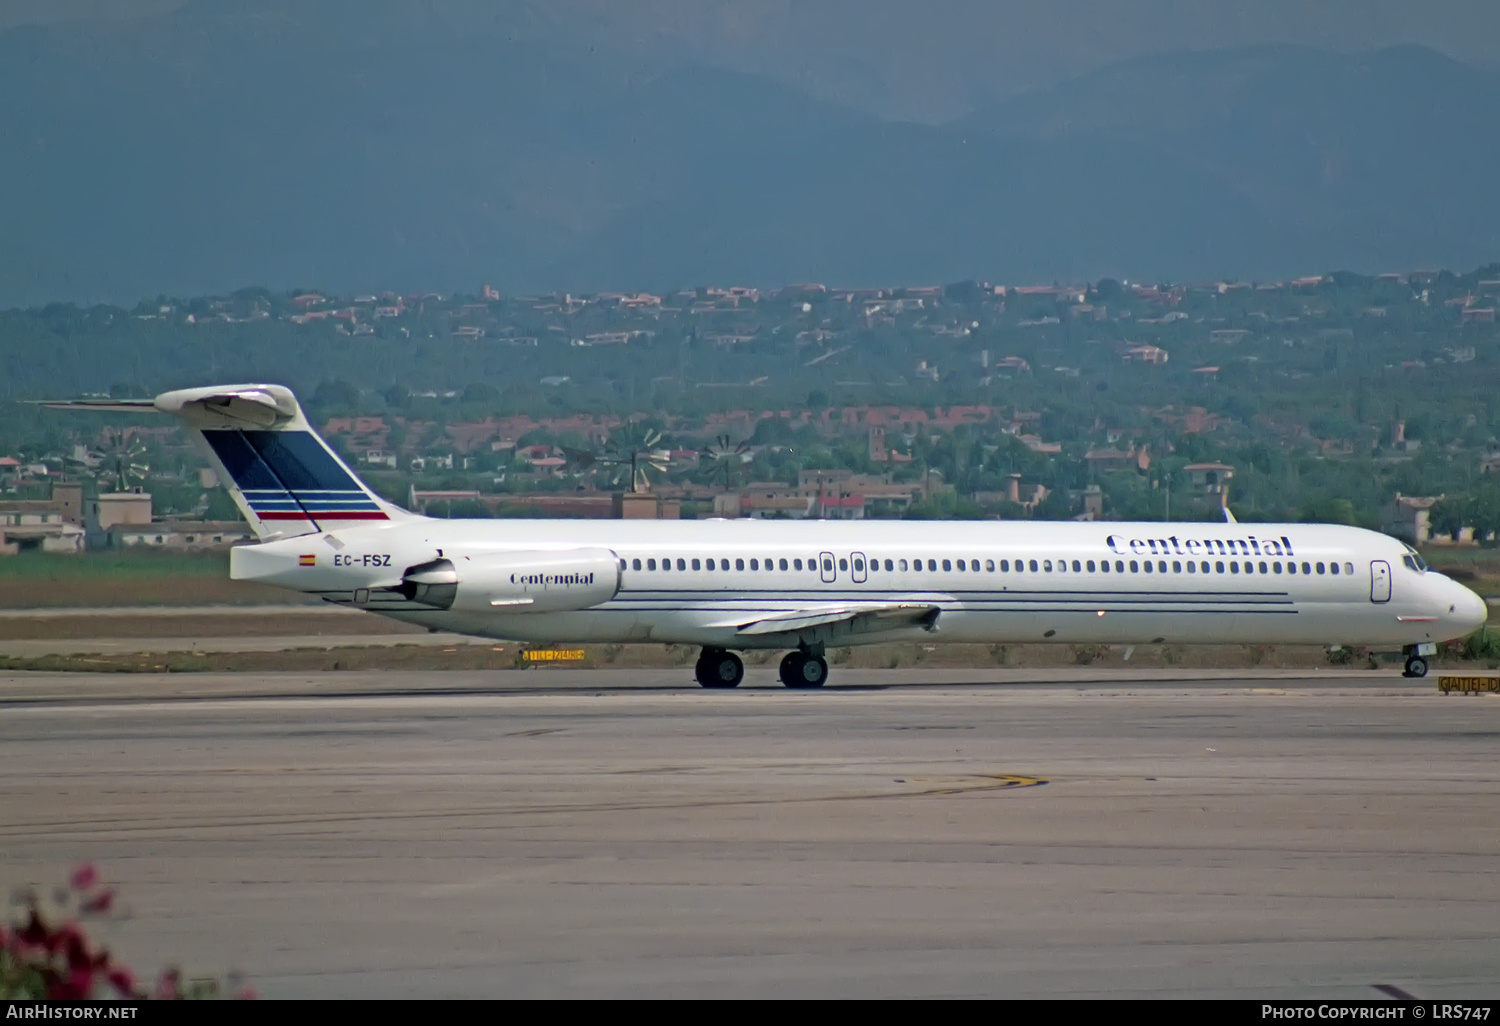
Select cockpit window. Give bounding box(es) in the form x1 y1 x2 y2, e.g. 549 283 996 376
1403 554 1424 573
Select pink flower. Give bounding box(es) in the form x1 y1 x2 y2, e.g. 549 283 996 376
19 910 48 946
81 889 115 914
106 967 138 997
69 863 98 891
55 923 89 965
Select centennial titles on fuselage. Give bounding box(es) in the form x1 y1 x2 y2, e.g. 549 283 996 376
1105 533 1298 558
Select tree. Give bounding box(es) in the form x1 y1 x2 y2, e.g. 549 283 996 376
310 379 360 411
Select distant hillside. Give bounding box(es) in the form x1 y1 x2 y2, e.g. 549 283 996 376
958 45 1500 276
2 2 1498 306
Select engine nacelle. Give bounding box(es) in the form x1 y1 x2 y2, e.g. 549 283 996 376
400 548 620 613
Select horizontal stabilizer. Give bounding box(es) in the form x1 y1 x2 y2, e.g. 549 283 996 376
34 399 158 412
714 602 941 637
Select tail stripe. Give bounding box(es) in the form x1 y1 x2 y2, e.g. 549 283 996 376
204 429 389 527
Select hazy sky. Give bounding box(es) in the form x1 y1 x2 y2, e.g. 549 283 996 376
6 0 1500 120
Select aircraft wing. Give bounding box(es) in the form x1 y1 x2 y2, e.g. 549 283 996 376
711 602 941 637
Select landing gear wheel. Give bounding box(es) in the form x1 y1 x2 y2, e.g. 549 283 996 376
696 649 743 689
781 652 828 689
1404 656 1429 679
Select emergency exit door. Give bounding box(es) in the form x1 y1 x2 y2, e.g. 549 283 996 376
1370 560 1392 603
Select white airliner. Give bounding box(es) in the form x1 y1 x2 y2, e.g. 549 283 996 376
47 384 1488 686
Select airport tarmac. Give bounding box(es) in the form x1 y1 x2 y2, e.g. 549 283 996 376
2 668 1498 999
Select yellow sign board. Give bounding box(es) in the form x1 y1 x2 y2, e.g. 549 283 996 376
1437 676 1500 694
522 649 586 662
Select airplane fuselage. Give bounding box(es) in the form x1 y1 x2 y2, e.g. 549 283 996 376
231 517 1486 652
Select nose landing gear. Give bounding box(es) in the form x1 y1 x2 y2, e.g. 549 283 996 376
695 648 744 688
1402 644 1431 678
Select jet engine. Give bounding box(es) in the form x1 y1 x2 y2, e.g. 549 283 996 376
399 548 620 613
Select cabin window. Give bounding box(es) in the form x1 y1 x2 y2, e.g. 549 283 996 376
1232 561 1241 573
885 559 894 571
632 558 642 570
837 557 847 571
1259 561 1268 574
1329 562 1340 575
1029 560 1039 572
853 557 865 573
1114 560 1124 572
1086 560 1096 572
955 559 964 572
780 558 789 571
647 558 657 570
899 559 909 571
1172 561 1181 573
709 558 719 570
792 558 802 570
928 559 938 571
750 558 760 570
986 559 995 571
1068 560 1078 572
1244 562 1254 575
689 558 699 570
1186 561 1196 574
1000 560 1010 571
1273 561 1282 573
1215 561 1225 573
1129 560 1139 572
823 557 834 573
937 559 947 572
1100 560 1110 573
1143 560 1153 573
676 558 686 570
1344 562 1353 575
1316 562 1325 575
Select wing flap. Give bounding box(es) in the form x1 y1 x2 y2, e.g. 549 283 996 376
716 603 941 637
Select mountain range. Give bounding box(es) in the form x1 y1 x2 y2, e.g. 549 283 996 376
3 0 1498 306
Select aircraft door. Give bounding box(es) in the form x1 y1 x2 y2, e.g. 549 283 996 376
850 551 868 584
1370 560 1392 603
819 551 837 583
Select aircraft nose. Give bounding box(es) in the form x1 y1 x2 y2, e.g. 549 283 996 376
1452 582 1489 634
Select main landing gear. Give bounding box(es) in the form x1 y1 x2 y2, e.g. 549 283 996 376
779 650 829 689
695 648 744 689
692 647 830 688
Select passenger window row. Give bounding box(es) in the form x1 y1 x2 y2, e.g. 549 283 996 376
624 556 1358 576
629 556 811 572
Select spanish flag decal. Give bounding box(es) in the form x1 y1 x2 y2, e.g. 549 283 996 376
299 554 316 567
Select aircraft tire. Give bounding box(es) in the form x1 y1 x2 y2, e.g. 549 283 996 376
784 653 828 689
697 649 743 689
1404 656 1429 679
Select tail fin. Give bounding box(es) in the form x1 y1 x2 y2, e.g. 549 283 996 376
39 384 415 541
